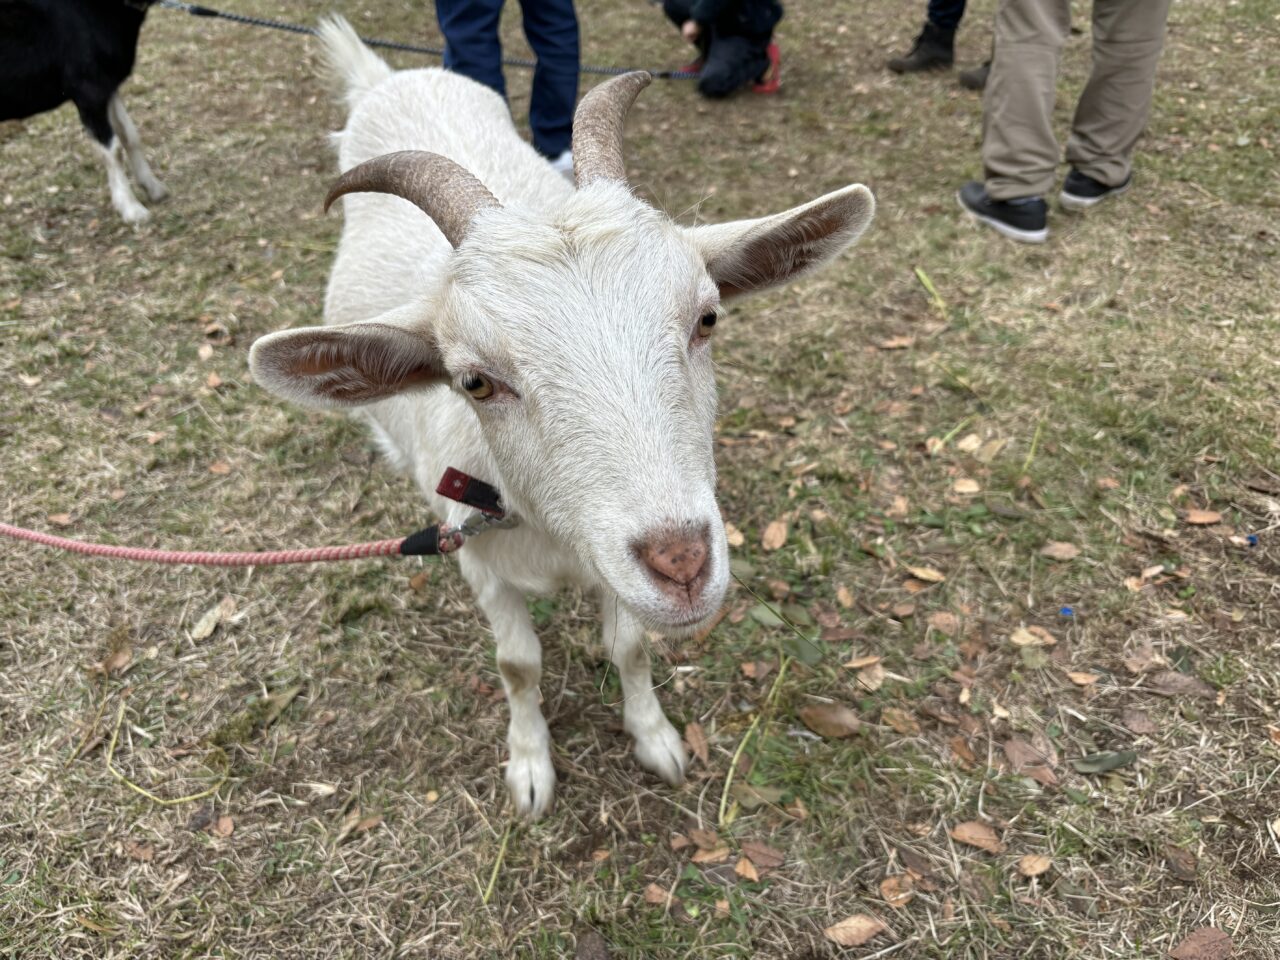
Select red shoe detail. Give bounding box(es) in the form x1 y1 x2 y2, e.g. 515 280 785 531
753 42 781 94
680 57 705 75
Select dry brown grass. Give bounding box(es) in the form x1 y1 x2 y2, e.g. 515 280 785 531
2 0 1278 957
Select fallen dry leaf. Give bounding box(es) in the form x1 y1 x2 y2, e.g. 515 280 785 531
823 914 887 948
669 833 691 851
575 929 611 960
956 433 982 453
856 662 886 692
881 707 921 736
836 585 855 608
953 478 981 494
190 596 237 641
734 857 759 882
1168 927 1233 960
1123 642 1167 675
1147 670 1216 699
99 645 133 677
1121 708 1158 735
891 602 916 619
1162 844 1198 882
885 495 910 519
798 704 861 738
1267 725 1280 747
949 735 977 767
408 570 431 591
685 722 709 765
1184 510 1222 526
1039 541 1081 561
691 845 731 865
688 827 721 851
950 820 1005 854
47 513 74 527
210 814 234 838
1010 625 1057 647
1016 854 1052 878
724 521 745 547
1066 671 1100 686
740 840 784 871
879 874 915 908
205 371 223 389
906 565 946 583
714 899 730 919
843 654 881 670
761 519 788 551
643 882 677 907
1003 738 1058 787
208 460 231 475
197 343 215 361
877 335 914 350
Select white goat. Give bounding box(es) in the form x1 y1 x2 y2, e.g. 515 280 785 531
250 18 874 817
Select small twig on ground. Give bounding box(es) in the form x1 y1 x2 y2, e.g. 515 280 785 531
914 266 950 323
482 822 512 905
105 701 228 805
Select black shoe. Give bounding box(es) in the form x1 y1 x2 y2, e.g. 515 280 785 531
958 60 990 90
1059 168 1131 211
957 181 1048 243
887 22 955 73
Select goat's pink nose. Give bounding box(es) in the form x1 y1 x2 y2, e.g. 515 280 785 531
638 531 709 587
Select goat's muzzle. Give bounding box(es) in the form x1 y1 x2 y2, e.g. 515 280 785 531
634 523 712 616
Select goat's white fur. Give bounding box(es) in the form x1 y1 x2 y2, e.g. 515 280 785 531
251 18 874 817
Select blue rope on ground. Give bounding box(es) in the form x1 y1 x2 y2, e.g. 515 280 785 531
157 0 700 79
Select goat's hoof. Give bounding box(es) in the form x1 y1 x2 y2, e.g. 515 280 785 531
505 750 556 819
144 180 169 203
118 203 150 225
632 719 688 786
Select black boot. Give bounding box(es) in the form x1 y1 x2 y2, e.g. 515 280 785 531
958 60 990 90
887 22 955 73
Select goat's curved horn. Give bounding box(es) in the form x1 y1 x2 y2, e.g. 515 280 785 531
571 71 652 187
323 150 501 248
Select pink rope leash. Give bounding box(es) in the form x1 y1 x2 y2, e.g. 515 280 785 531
0 522 407 567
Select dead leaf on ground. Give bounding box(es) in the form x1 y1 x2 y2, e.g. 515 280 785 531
47 512 74 527
881 706 921 736
1003 738 1058 786
1010 625 1057 647
950 820 1005 854
408 570 431 591
691 845 731 865
1267 725 1280 747
949 735 977 767
190 596 237 641
877 335 914 350
1122 708 1158 735
208 460 231 475
823 914 888 947
643 883 678 908
836 584 855 608
798 704 861 738
1184 510 1222 526
1147 670 1216 699
906 565 946 583
684 722 709 765
761 519 788 551
1123 642 1168 675
724 521 745 547
1066 671 1100 686
575 929 611 960
856 662 886 692
879 874 915 908
1016 854 1052 878
1040 541 1081 561
210 814 234 838
953 477 981 494
1168 927 1233 960
891 602 916 619
843 654 880 669
734 857 759 882
740 840 784 871
688 827 721 851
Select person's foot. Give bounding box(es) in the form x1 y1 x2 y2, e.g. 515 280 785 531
887 22 955 73
958 60 990 90
548 149 574 181
753 42 781 94
957 181 1048 243
1059 168 1132 211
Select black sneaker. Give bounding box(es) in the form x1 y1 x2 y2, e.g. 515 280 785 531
957 181 1048 243
887 22 955 73
958 60 990 90
1060 168 1131 211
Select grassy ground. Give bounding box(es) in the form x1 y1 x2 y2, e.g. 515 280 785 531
2 0 1278 957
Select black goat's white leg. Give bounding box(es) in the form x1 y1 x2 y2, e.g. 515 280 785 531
461 555 556 817
602 595 687 786
75 96 148 223
108 93 167 202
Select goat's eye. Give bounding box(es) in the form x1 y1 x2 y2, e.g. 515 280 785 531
463 373 495 400
696 312 717 338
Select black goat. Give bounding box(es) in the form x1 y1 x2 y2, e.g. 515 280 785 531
1 0 168 223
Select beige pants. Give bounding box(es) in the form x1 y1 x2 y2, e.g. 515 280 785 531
982 0 1172 200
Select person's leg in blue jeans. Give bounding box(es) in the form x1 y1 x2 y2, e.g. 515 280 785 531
519 0 580 159
436 0 508 99
888 0 968 73
927 0 967 31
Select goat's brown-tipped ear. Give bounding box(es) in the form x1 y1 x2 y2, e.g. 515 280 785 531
249 320 445 409
685 185 874 301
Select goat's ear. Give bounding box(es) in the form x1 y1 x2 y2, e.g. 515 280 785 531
249 318 445 409
686 185 874 301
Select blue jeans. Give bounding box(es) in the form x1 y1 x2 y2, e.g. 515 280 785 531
928 0 967 31
435 0 580 158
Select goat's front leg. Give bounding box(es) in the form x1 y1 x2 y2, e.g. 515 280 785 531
602 594 687 786
108 94 168 202
462 557 556 817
